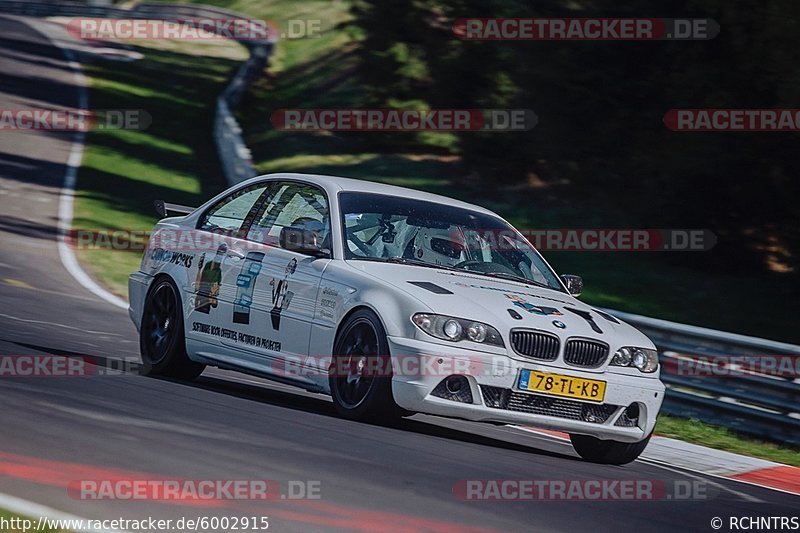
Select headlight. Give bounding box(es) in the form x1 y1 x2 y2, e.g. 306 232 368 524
412 313 504 347
611 347 658 373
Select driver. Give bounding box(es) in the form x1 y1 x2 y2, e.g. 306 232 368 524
411 227 468 267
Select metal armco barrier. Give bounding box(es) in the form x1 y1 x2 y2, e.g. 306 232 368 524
606 308 800 446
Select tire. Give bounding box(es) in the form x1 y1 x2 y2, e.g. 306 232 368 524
569 432 652 465
329 309 400 422
140 277 205 380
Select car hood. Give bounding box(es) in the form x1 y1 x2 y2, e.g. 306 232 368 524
348 261 654 349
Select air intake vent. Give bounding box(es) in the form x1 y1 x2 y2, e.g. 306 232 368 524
510 330 560 361
480 386 618 423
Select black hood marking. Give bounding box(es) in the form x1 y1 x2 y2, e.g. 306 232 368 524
407 281 453 294
564 307 604 334
593 308 620 324
507 308 523 320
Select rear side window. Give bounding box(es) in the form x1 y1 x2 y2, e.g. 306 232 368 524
247 182 330 247
199 184 270 236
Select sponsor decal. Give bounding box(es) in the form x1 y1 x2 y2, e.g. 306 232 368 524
193 245 225 314
447 279 567 303
270 258 297 330
149 247 193 268
233 252 265 325
322 286 339 297
192 322 281 352
505 294 563 316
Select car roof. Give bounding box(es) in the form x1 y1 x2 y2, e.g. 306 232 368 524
246 172 499 217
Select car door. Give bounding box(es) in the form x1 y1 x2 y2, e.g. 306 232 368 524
184 182 271 357
218 181 332 380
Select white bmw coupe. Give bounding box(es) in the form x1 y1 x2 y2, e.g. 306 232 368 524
129 173 665 464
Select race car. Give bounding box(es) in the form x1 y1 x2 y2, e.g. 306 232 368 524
129 173 665 465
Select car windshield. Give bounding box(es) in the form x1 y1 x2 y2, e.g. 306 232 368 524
339 192 563 291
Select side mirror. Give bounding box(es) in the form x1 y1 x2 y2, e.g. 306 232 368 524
280 227 330 258
561 274 583 297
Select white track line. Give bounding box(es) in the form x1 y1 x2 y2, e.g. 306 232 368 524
513 426 798 498
0 492 131 533
2 18 130 530
22 18 128 310
57 48 128 310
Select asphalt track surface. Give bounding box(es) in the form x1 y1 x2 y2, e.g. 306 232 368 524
0 14 797 533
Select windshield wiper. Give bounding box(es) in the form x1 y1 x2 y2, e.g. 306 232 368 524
350 257 553 289
474 271 554 290
350 256 461 272
384 257 463 272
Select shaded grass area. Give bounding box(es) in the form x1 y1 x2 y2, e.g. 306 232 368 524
74 39 246 295
655 414 800 467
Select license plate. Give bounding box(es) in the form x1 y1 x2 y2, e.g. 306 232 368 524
518 369 606 402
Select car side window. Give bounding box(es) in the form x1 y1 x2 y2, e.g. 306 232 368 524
199 184 270 236
247 182 330 248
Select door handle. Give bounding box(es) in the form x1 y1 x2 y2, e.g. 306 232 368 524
226 249 245 259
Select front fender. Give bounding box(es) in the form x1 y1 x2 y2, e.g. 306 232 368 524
309 261 433 359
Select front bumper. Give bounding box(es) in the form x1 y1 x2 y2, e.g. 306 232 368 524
388 336 665 443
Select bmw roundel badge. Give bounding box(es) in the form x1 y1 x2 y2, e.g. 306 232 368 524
552 320 566 329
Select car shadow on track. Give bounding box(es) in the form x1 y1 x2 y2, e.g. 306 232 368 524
172 372 579 463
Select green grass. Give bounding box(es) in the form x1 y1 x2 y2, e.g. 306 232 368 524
0 510 70 532
655 414 800 467
75 38 247 296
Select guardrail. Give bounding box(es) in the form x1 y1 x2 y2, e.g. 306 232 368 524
213 38 272 185
0 0 272 186
606 308 800 446
130 2 275 185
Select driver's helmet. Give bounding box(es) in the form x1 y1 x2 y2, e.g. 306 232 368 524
412 227 467 267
